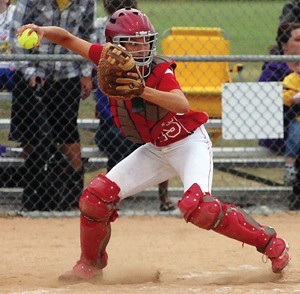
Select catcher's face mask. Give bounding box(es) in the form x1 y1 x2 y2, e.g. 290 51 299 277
105 8 158 77
112 33 158 77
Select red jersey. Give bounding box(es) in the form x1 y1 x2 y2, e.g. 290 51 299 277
89 44 208 146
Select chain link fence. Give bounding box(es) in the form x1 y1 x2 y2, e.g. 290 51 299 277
0 0 299 216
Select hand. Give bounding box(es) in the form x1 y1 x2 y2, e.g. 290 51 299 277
81 76 93 99
293 92 300 104
27 76 45 88
97 43 145 100
17 24 44 48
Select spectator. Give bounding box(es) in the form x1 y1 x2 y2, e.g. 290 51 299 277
9 0 95 211
258 23 300 186
95 0 138 45
282 71 300 186
279 1 300 212
280 0 300 24
94 0 175 211
0 0 15 91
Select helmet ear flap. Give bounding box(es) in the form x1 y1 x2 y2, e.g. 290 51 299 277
105 36 113 43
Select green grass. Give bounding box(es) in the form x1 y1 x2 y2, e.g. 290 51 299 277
96 0 285 55
141 0 285 83
0 100 11 118
96 0 285 82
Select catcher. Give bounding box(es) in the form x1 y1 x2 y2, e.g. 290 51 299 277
19 8 290 281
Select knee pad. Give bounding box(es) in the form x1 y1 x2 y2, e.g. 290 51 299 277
178 183 223 230
79 174 120 222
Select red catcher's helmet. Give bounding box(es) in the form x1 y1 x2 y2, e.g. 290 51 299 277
105 8 158 77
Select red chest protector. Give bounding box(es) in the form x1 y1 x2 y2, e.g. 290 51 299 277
109 56 208 146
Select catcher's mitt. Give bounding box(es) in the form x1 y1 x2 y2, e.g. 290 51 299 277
97 42 145 100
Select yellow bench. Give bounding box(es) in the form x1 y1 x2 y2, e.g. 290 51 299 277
161 27 242 142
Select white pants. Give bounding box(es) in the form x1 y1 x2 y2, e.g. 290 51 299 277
107 125 213 199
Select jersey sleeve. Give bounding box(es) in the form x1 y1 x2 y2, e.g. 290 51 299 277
157 68 182 92
88 44 104 65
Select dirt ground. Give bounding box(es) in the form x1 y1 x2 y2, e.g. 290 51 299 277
0 211 300 294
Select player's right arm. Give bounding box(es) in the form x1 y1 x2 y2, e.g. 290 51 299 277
17 24 93 61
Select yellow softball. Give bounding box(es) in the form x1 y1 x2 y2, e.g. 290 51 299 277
17 28 38 50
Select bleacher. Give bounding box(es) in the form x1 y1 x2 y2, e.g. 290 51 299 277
0 89 292 209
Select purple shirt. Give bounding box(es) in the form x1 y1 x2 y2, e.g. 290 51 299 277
258 61 293 82
257 61 292 153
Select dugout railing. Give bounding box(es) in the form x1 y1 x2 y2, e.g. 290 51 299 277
0 54 298 215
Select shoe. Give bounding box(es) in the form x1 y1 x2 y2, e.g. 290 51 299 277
58 260 103 282
265 237 290 273
160 200 176 211
284 165 297 186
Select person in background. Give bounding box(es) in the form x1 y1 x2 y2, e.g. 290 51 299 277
282 70 300 182
258 23 300 187
280 0 300 24
94 0 175 211
0 0 17 187
0 0 15 92
277 0 300 211
95 0 138 45
9 0 95 211
23 8 290 281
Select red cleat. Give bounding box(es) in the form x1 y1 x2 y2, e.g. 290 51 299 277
265 237 291 273
58 260 103 282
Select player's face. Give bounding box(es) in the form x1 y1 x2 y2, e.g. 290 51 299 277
123 37 151 59
118 35 155 77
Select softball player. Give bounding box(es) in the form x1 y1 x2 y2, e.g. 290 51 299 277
19 8 290 281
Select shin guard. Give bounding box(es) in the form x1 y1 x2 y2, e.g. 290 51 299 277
78 174 120 268
178 183 276 251
79 215 110 268
213 204 275 250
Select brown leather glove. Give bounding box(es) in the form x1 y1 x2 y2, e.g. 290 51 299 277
97 42 145 100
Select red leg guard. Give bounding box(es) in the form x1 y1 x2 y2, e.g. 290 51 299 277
213 204 275 250
178 183 290 272
79 215 110 268
178 183 275 250
59 174 120 281
79 174 120 266
178 183 223 230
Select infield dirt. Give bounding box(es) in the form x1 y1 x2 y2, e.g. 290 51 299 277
0 212 299 293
